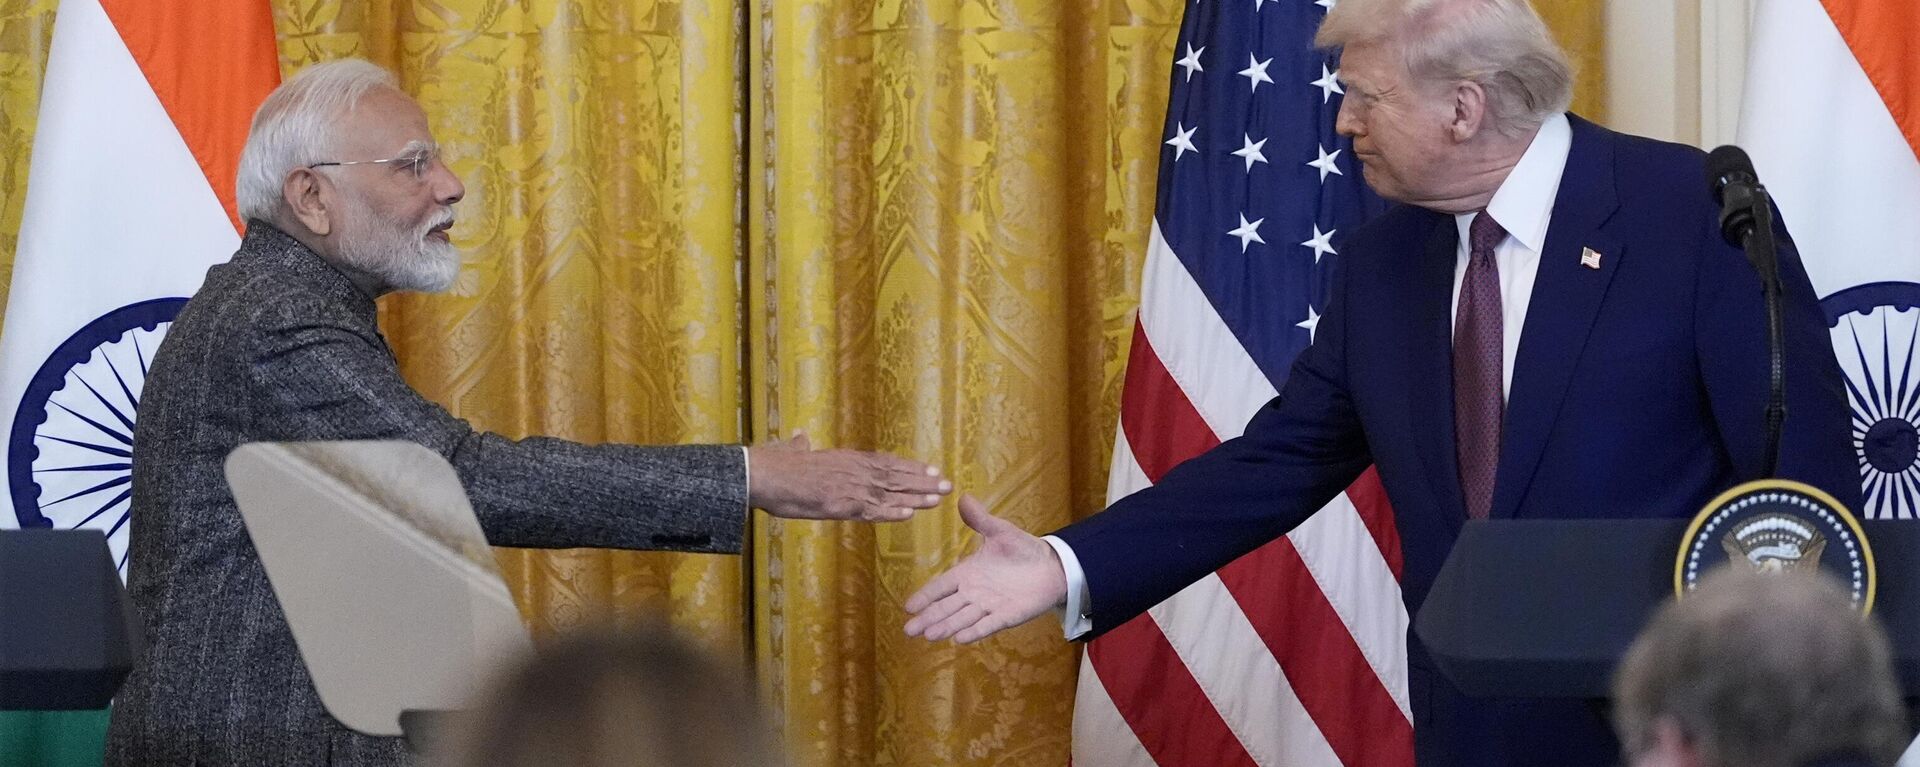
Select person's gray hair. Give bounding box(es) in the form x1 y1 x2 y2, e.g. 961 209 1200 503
1315 0 1573 137
1612 569 1907 767
235 59 399 224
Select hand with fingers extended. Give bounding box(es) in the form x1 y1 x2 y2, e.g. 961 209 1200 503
903 495 1067 644
746 433 951 522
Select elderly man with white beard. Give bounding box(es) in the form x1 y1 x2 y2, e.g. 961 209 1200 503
105 59 951 766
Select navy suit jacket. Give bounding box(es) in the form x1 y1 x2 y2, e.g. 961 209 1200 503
1053 116 1859 766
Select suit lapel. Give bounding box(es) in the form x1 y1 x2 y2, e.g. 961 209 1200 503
1489 117 1625 519
1408 214 1468 522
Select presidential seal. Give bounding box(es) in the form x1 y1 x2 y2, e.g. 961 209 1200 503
1674 479 1875 612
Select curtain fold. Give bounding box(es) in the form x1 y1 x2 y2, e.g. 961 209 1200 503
1541 1 1607 121
0 0 58 321
747 1 1181 763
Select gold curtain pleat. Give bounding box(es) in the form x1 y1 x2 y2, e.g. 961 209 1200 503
746 0 1180 763
0 0 58 321
0 1 1607 764
1541 2 1608 122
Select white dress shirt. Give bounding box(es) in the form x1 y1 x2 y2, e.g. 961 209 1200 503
1451 112 1570 401
1044 115 1575 639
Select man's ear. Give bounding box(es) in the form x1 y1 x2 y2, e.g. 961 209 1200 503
283 168 333 237
1450 80 1488 143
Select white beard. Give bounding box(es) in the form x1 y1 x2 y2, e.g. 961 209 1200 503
333 192 460 294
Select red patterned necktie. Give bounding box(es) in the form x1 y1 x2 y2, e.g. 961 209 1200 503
1455 211 1507 520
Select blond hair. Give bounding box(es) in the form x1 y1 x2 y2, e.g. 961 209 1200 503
1316 0 1572 136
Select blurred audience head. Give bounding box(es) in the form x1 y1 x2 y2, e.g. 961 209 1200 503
437 621 784 767
1612 569 1906 767
237 58 464 295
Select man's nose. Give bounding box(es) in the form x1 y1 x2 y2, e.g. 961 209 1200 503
430 158 464 205
1334 99 1361 138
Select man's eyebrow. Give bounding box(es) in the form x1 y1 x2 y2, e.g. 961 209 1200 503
397 139 435 157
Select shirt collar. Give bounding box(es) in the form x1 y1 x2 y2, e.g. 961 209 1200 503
1456 112 1572 253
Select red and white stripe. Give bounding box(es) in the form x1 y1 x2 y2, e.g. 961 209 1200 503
1072 222 1412 767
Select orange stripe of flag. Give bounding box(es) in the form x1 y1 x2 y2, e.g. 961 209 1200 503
98 0 281 233
1822 0 1920 162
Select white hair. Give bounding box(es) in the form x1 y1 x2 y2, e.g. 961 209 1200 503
235 59 399 224
1316 0 1573 136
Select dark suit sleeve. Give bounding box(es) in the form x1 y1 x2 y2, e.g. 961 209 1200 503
240 296 748 554
1051 262 1373 639
1694 209 1862 509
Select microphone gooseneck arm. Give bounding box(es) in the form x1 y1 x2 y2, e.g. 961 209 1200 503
1708 145 1786 479
1748 197 1785 479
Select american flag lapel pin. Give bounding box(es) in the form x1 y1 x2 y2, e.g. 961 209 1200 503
1580 247 1603 270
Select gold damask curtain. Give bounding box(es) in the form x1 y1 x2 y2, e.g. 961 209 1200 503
745 2 1179 761
0 1 1604 764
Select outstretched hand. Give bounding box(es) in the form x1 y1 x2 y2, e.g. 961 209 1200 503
747 433 950 522
903 495 1067 643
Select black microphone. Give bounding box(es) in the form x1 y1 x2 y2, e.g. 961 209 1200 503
1705 144 1786 480
1707 145 1763 247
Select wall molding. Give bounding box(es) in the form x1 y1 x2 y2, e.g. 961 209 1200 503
1604 0 1753 148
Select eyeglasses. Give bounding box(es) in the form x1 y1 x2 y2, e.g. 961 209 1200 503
309 143 440 181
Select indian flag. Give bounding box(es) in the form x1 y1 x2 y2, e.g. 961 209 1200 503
0 0 274 762
1739 0 1920 522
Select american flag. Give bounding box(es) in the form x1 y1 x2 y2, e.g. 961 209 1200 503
1071 1 1414 765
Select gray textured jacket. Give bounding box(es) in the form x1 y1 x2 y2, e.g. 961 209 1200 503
105 223 747 765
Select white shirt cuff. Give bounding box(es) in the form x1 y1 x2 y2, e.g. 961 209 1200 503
740 445 751 514
1042 534 1093 640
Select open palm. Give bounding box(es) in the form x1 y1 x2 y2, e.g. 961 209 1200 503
903 495 1067 643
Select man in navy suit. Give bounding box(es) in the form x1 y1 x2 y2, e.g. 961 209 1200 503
902 0 1859 764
